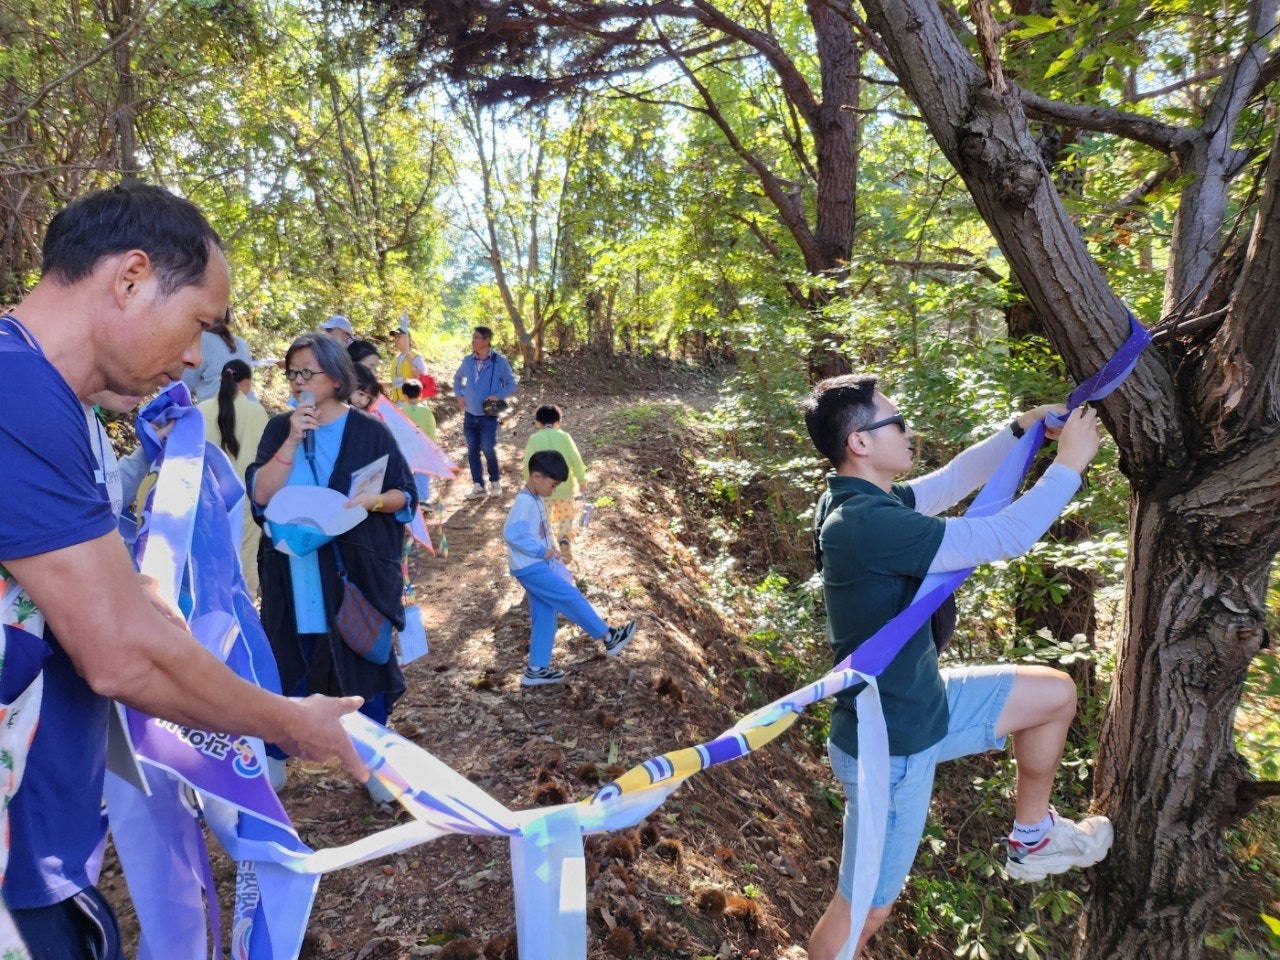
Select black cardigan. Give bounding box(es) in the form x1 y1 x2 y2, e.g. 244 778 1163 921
247 409 416 710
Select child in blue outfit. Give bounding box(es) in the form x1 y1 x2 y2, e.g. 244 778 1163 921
504 450 636 685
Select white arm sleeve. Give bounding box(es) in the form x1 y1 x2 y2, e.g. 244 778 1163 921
927 463 1081 573
908 426 1018 516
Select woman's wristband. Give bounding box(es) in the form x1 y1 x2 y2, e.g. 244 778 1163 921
373 494 385 513
273 451 294 466
1010 418 1026 439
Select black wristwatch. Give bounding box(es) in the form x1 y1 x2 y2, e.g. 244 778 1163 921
1010 419 1025 439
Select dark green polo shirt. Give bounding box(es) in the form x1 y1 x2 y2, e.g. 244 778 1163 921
816 474 948 757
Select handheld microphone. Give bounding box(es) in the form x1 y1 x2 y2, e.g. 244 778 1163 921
299 389 316 459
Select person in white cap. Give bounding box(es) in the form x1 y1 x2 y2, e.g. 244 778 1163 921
388 314 428 404
321 314 355 346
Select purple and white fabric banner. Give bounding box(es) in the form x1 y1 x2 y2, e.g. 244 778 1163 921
106 385 316 960
109 316 1149 960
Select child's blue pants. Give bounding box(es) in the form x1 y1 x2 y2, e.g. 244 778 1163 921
513 560 607 668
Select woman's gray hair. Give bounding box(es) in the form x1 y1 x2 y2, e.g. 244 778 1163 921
286 331 356 401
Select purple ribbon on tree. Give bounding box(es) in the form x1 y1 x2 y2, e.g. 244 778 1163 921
848 309 1150 677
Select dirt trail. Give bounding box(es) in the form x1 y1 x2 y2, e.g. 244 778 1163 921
103 358 836 960
108 357 1266 960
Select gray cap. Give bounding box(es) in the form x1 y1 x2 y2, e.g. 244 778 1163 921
321 315 353 335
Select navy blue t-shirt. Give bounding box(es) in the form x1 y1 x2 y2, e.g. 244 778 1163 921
0 319 117 908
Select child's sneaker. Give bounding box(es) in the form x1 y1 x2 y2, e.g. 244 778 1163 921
1003 810 1114 881
521 665 567 686
465 482 486 499
488 480 504 497
602 620 637 658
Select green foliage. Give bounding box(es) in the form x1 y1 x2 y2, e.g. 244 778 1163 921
1 0 452 342
905 764 1102 959
1205 913 1280 960
745 573 826 676
597 403 687 445
192 6 453 337
1241 566 1280 782
1265 915 1280 948
907 867 1057 960
1239 650 1280 781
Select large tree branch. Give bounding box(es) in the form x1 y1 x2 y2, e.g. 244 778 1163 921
462 36 736 104
860 0 1182 487
1237 781 1280 806
687 0 820 125
442 0 822 127
1200 122 1280 428
1017 88 1193 154
874 257 1002 283
1250 46 1280 97
1163 0 1279 315
1201 0 1277 137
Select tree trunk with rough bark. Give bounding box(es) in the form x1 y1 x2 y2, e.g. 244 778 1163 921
1082 491 1268 959
108 0 138 177
860 1 1280 957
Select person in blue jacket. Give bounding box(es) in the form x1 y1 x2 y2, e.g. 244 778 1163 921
452 325 518 499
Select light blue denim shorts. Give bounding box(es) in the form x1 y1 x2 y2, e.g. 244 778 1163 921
829 664 1015 907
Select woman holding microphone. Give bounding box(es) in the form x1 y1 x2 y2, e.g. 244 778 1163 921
248 332 416 800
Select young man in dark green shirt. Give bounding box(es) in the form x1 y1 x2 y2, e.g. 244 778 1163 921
803 374 1114 959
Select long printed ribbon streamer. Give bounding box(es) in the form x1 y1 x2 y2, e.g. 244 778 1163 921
367 394 458 550
105 385 318 960
399 538 428 666
0 634 42 960
120 317 1148 959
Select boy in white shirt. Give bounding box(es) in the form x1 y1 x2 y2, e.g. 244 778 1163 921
503 450 636 685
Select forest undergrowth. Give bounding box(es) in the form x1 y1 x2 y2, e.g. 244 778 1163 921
99 355 1279 959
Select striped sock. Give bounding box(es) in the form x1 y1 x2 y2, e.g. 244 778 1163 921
1010 810 1055 848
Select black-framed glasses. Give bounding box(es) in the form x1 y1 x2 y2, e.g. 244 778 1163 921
285 368 319 382
859 413 907 433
